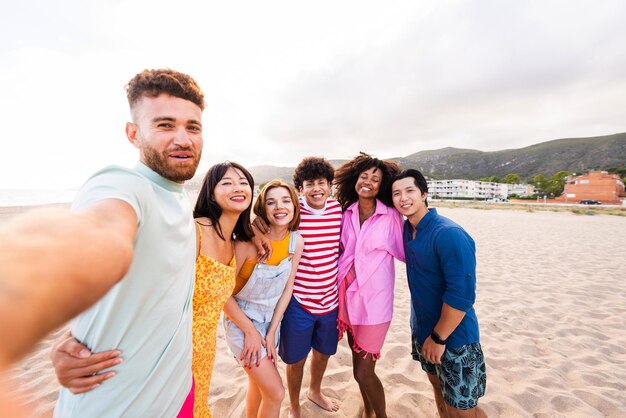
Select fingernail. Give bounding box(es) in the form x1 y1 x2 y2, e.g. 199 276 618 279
79 349 90 358
114 358 123 365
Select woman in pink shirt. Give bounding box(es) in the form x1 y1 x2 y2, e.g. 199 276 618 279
334 153 405 418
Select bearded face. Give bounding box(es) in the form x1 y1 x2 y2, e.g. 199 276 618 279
129 94 204 183
140 140 201 182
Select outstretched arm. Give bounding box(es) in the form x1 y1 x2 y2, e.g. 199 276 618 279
0 199 137 370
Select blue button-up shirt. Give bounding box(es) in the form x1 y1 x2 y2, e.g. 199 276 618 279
403 208 480 349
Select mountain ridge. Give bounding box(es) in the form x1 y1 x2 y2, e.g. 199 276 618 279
187 132 626 188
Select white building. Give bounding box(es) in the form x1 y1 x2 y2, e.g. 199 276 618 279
507 183 536 197
427 180 535 199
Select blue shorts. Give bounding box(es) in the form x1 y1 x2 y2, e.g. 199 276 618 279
278 296 339 364
412 337 487 410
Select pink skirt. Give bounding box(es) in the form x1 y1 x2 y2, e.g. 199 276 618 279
337 266 390 361
176 378 195 418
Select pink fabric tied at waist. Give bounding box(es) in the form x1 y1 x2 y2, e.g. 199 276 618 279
176 377 195 418
337 266 390 361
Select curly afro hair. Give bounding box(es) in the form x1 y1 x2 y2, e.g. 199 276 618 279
292 157 335 190
334 152 401 210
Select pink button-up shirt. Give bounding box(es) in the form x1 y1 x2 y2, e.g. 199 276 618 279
337 199 405 325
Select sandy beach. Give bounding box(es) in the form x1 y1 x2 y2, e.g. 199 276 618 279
2 205 626 417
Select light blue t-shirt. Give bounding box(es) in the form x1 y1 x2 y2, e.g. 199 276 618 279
54 162 196 418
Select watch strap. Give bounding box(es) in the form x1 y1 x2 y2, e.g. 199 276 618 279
431 330 447 345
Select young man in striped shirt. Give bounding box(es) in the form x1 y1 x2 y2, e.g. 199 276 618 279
255 157 341 417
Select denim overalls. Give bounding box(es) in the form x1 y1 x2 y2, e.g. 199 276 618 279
223 231 297 363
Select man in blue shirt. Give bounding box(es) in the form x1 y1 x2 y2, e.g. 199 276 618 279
392 169 487 418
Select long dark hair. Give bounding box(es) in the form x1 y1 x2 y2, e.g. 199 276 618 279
334 152 401 210
193 161 254 241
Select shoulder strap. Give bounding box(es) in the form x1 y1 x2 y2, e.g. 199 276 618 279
195 222 203 248
288 231 297 255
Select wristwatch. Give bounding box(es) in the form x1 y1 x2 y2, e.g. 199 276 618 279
431 330 447 345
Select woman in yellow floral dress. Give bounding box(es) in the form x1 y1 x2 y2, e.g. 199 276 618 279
191 161 255 418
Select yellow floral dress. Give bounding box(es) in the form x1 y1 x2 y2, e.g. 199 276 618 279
192 223 236 418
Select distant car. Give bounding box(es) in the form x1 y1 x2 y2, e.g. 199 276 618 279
579 199 601 205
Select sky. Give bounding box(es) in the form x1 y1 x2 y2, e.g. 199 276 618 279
2 0 626 190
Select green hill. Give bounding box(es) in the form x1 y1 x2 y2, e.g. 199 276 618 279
188 133 626 188
398 132 626 180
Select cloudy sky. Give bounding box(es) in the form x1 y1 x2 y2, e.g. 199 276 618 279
2 0 625 189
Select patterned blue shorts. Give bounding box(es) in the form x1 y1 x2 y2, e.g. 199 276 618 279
412 337 487 410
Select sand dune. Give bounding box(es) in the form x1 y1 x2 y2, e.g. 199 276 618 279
3 207 626 417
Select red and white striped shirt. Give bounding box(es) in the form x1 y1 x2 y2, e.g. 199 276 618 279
293 197 342 315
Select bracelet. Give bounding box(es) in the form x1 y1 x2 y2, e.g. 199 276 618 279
431 330 447 345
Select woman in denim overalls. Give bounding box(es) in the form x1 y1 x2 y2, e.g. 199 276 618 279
223 180 304 418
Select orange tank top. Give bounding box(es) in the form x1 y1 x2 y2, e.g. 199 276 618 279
233 231 290 295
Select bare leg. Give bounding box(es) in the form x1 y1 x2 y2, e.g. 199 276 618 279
286 356 306 418
246 378 262 418
426 373 449 418
351 345 373 418
307 349 339 412
348 333 385 418
244 357 285 418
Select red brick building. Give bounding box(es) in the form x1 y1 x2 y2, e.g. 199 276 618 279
561 171 626 204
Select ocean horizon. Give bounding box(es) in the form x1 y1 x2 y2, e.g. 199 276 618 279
0 189 78 207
